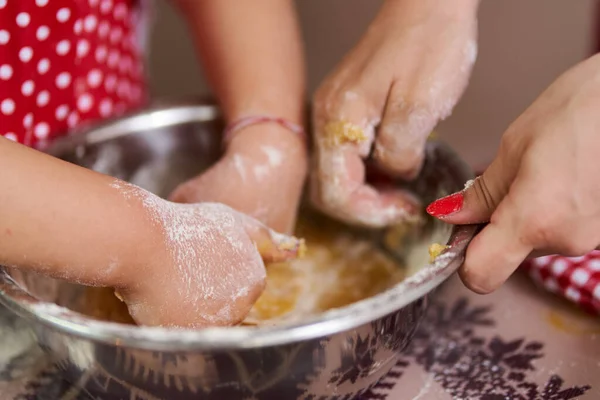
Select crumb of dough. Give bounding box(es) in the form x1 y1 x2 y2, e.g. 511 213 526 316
324 121 368 146
429 243 449 263
114 290 124 302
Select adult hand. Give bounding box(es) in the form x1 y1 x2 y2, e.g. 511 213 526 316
113 185 304 328
426 54 600 294
169 124 307 234
311 0 479 227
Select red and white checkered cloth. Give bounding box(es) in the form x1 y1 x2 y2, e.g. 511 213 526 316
521 251 600 315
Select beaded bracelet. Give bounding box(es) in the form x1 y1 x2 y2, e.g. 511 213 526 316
222 115 306 147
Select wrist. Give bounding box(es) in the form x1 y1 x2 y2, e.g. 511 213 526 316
382 0 480 21
226 123 308 175
106 185 170 292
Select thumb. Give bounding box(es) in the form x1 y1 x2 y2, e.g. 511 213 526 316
240 213 306 264
426 152 517 225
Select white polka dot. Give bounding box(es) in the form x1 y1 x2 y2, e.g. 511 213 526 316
73 19 83 35
119 56 132 74
21 80 35 96
77 93 94 112
36 26 50 41
571 268 590 287
57 8 71 23
533 256 552 267
87 69 103 87
23 113 33 128
567 256 587 263
1 99 15 115
37 58 50 74
56 40 70 55
98 21 110 38
55 105 69 121
588 259 600 271
0 30 9 45
76 40 90 58
55 72 72 89
37 91 50 107
67 111 79 127
117 80 130 98
19 47 33 63
100 0 113 14
16 12 31 28
113 3 127 20
4 133 17 141
593 283 600 301
99 98 113 117
565 286 581 303
36 0 49 6
107 50 119 68
89 0 100 6
34 122 50 139
544 278 559 293
109 27 122 43
0 64 12 80
84 15 98 32
0 0 6 9
551 259 569 276
95 46 108 62
105 74 117 92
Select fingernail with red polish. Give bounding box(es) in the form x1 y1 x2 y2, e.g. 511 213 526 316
426 192 464 218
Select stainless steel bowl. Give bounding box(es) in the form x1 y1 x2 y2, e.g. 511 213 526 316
0 101 477 399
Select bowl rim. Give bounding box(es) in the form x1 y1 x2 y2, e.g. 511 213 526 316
0 101 478 351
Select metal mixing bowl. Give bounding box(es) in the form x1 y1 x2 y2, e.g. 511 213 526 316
0 102 477 399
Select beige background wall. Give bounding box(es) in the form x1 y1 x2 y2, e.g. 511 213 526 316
148 0 596 168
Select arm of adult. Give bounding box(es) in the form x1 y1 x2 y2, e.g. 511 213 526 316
311 0 480 227
426 54 600 294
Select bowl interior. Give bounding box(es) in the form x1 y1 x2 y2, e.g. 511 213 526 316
0 103 476 350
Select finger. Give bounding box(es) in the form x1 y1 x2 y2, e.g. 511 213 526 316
459 198 533 294
426 140 521 224
312 144 420 227
373 87 437 179
311 99 420 227
240 213 305 263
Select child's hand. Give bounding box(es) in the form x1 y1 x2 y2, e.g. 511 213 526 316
115 193 304 328
169 124 307 233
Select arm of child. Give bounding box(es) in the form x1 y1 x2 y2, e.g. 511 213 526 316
0 137 302 327
0 137 155 288
169 0 307 233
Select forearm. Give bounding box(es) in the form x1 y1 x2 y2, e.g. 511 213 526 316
174 0 306 125
0 138 157 288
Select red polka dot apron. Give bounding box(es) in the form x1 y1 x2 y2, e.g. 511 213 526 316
0 0 147 147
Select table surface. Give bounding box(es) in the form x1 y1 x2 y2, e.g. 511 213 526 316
0 272 599 400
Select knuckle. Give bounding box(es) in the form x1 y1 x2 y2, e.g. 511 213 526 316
472 177 500 214
459 265 494 294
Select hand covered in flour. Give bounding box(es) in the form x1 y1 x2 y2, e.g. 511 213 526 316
169 124 307 234
115 187 305 328
311 0 479 227
426 54 600 294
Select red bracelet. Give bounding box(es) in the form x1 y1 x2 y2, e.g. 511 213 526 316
222 115 306 146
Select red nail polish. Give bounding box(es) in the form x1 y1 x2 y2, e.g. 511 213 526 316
426 192 464 218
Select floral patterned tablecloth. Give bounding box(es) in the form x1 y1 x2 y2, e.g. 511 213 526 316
0 272 598 400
